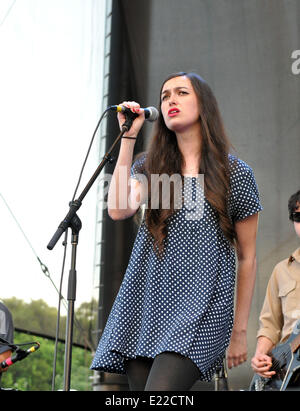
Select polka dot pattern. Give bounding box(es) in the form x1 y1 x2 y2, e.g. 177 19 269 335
91 154 263 381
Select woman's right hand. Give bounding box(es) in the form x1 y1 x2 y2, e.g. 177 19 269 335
117 101 146 138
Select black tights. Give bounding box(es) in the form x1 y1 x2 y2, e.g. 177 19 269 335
124 352 200 391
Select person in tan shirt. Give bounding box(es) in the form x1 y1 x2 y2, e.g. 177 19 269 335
251 190 300 378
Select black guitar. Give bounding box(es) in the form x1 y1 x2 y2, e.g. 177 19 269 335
249 320 300 391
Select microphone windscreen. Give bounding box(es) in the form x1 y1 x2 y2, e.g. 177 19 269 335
145 106 159 122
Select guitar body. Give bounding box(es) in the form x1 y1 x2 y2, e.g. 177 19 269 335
250 320 300 391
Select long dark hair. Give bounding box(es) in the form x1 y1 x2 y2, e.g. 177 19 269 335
144 72 236 255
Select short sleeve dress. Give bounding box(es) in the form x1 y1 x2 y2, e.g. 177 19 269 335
91 154 263 381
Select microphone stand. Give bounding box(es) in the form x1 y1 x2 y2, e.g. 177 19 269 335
214 357 229 391
47 114 136 391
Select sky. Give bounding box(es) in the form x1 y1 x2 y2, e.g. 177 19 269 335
0 0 106 310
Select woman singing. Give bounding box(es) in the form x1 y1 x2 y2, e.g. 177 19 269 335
91 72 263 391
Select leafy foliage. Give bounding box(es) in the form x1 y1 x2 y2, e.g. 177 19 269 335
1 298 99 391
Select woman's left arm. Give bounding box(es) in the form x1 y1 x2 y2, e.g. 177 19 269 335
226 213 259 369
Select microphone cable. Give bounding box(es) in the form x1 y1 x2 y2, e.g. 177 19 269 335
71 107 111 201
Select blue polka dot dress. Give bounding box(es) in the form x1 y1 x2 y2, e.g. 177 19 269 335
91 154 263 381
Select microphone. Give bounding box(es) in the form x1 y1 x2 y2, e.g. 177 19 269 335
109 105 159 122
0 343 40 369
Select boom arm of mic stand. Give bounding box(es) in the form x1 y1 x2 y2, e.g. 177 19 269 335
47 124 130 251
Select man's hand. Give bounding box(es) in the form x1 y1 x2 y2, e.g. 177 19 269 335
0 350 12 374
251 353 276 378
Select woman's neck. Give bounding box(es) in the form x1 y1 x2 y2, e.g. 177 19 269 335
176 128 202 175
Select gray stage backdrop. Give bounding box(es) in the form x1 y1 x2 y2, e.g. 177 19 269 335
105 0 300 390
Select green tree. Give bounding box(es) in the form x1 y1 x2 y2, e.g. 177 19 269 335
1 298 96 391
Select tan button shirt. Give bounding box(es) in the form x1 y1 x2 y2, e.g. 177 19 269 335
257 247 300 345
